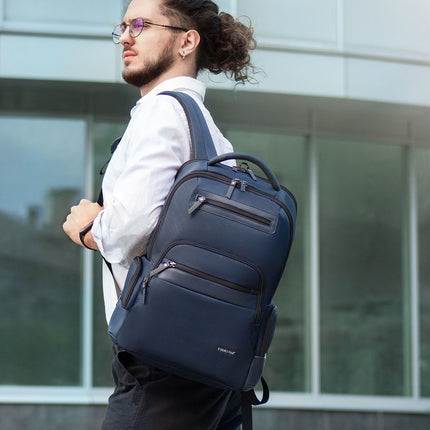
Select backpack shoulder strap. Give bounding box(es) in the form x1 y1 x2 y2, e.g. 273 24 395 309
159 90 218 160
98 136 122 206
98 91 216 204
97 91 216 299
241 377 270 430
96 136 123 298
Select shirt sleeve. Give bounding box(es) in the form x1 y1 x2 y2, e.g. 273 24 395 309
92 96 191 266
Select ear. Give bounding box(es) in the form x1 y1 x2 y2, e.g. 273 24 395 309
179 29 200 57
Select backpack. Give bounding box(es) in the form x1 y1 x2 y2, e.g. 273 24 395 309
107 91 297 429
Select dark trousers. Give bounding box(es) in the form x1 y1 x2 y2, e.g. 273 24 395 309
101 350 242 430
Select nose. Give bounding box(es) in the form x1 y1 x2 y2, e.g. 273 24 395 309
119 26 134 46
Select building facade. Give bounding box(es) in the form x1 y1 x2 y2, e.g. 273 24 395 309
1 0 430 428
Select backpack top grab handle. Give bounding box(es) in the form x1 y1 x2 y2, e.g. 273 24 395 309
208 152 281 191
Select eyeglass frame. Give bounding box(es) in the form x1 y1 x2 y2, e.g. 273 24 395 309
112 17 188 44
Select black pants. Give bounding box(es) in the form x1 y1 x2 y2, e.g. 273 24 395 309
101 350 242 430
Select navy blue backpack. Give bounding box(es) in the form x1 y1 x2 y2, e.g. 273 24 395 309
107 91 297 429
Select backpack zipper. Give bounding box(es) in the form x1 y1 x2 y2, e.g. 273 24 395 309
146 240 265 322
144 260 253 295
226 178 248 199
122 257 143 309
147 171 295 260
188 195 272 226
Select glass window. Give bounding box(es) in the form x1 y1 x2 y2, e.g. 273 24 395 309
319 138 405 396
4 0 118 26
416 147 430 397
92 120 127 387
0 116 86 385
226 130 307 391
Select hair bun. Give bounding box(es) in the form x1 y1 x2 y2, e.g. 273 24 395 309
161 0 257 84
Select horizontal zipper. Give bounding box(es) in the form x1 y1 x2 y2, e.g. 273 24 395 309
122 257 143 309
148 240 265 322
144 260 252 294
147 171 295 260
188 195 272 226
177 261 253 294
246 184 295 245
176 161 297 207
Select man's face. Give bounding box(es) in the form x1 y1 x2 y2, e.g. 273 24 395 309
119 0 179 88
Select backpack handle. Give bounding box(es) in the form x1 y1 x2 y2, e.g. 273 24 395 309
208 152 281 191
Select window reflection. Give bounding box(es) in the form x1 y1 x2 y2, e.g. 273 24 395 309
319 139 405 396
416 147 430 397
0 117 86 385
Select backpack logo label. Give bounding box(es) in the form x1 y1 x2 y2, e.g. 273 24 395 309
217 347 236 356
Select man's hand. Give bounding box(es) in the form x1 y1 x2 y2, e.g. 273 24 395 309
63 199 102 249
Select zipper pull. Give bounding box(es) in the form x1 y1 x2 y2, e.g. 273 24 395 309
142 281 148 304
226 178 240 199
142 261 176 303
240 180 248 192
188 195 206 214
149 261 176 278
246 168 257 181
238 162 257 181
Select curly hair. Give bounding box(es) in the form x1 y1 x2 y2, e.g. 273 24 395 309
160 0 257 84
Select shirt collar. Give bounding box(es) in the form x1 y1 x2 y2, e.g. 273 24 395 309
131 77 206 117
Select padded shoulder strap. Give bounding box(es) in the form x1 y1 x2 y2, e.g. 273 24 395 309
98 136 122 206
98 92 216 298
99 91 216 206
159 91 218 160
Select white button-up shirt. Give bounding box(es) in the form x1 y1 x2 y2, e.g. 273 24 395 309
92 76 234 322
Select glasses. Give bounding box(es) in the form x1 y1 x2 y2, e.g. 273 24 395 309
112 17 188 44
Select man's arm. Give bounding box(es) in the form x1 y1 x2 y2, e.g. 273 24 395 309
63 199 103 250
90 96 191 265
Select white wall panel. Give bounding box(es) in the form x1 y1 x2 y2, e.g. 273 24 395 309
202 49 345 100
4 0 119 27
344 0 430 60
249 49 345 97
0 35 118 82
237 0 338 46
216 0 232 13
347 58 430 106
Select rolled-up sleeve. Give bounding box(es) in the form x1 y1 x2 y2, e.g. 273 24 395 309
92 97 191 267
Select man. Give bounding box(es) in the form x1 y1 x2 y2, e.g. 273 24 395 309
63 0 256 428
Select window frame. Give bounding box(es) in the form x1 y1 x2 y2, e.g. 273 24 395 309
0 107 428 415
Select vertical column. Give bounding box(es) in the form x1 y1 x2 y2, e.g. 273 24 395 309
402 123 420 398
230 0 238 16
304 113 320 394
336 0 345 52
81 114 95 390
410 156 421 400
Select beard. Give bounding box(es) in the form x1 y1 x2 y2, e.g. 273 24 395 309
122 41 176 88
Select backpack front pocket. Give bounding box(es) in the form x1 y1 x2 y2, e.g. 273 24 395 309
188 191 277 234
145 242 263 319
134 267 258 389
